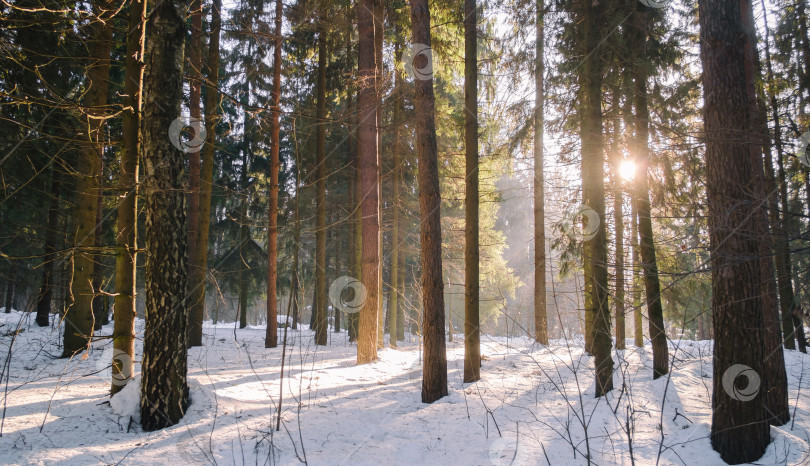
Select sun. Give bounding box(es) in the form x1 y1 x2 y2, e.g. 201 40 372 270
619 159 636 181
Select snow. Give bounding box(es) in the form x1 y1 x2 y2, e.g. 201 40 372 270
0 310 808 465
109 375 140 422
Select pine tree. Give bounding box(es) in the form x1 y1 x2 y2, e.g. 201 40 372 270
741 0 789 426
697 0 770 460
63 0 114 357
612 120 625 351
357 0 380 364
580 0 612 397
374 0 385 351
463 0 481 383
188 0 222 347
187 0 203 262
265 0 282 348
389 17 404 350
632 2 667 379
760 5 798 353
533 0 548 346
314 22 328 346
35 168 61 327
111 0 145 395
410 0 448 403
139 0 190 431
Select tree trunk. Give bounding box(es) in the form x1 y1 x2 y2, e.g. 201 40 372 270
743 0 789 425
188 0 221 347
397 255 405 341
63 0 113 356
238 98 251 331
374 0 385 350
410 0 448 403
238 75 252 331
289 262 299 330
291 134 302 331
139 0 190 431
357 0 380 364
4 263 15 313
111 0 144 395
581 0 612 397
764 106 796 348
92 173 105 331
633 3 667 379
349 87 361 343
613 128 625 351
794 0 810 354
347 81 358 342
463 0 481 383
389 27 403 349
533 0 548 346
265 0 282 347
697 0 770 460
187 0 202 260
36 169 61 327
238 221 249 329
631 181 643 347
315 27 328 346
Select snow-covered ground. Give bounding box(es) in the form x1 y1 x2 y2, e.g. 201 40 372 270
0 310 808 465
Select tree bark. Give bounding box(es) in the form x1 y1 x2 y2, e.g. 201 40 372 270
396 252 405 341
633 3 667 379
357 0 380 364
111 0 144 395
410 0 448 403
92 172 105 330
374 0 385 350
187 0 202 260
762 19 796 349
238 122 250 330
291 127 302 331
265 0 282 348
63 0 113 356
632 206 643 347
741 0 789 425
534 0 548 346
794 0 810 354
350 87 362 343
348 91 358 342
4 263 15 314
697 0 770 460
463 0 481 383
188 0 221 347
139 0 189 431
389 25 403 350
613 126 625 351
315 26 328 346
581 0 612 396
36 168 61 327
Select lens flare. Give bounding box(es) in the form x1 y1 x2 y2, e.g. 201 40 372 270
619 159 636 181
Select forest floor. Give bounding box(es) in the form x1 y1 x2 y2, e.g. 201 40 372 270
0 310 809 465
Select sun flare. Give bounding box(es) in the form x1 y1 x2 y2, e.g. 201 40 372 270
619 159 636 181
